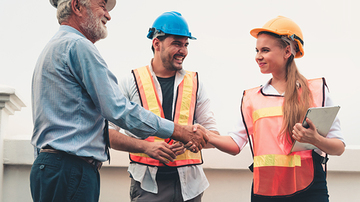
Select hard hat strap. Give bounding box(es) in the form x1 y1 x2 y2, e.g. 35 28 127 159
290 34 304 46
281 36 297 56
153 30 166 39
148 28 166 39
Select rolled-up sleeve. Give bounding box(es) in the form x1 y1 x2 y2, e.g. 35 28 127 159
69 39 174 139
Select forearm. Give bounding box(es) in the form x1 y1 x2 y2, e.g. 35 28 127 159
109 129 147 153
109 129 177 163
205 130 219 148
208 133 240 155
293 120 345 156
313 136 345 156
170 123 187 143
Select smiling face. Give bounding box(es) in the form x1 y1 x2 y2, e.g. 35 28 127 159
255 33 291 79
157 35 189 73
80 0 111 43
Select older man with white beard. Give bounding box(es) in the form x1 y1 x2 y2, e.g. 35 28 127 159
30 1 208 201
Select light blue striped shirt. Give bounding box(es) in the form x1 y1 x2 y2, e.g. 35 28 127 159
31 25 174 161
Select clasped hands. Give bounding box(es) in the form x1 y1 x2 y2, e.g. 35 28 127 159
147 124 211 164
173 123 212 152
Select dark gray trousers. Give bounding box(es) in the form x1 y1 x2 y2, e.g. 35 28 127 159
130 177 203 202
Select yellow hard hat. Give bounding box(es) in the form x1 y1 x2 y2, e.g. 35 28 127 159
250 16 304 58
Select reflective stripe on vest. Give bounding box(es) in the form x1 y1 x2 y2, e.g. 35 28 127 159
242 78 325 196
129 66 202 167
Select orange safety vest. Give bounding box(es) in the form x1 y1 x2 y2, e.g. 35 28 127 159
241 78 326 196
129 66 203 167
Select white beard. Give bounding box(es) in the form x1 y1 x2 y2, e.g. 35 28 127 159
80 8 108 42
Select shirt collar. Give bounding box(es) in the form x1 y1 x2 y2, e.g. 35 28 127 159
59 25 86 39
261 79 284 96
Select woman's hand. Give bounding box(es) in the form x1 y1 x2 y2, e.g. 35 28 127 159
292 118 345 155
292 118 320 144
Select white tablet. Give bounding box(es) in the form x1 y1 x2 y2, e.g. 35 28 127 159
291 106 340 153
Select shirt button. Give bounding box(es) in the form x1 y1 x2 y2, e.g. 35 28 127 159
39 165 45 170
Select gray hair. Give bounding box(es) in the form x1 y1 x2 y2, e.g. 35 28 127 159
56 0 91 24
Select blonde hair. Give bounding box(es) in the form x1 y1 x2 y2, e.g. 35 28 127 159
282 55 313 143
259 32 313 143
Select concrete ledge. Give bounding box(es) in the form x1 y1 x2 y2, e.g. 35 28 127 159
3 139 34 165
4 138 360 172
0 85 26 115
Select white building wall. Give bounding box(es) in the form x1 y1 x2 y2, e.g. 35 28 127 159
2 140 360 202
1 85 360 201
2 1 360 200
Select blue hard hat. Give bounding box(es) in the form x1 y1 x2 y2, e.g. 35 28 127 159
147 11 196 40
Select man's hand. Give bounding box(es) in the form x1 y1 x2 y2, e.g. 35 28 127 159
170 141 186 156
143 141 176 164
184 124 217 151
170 123 209 153
109 129 176 164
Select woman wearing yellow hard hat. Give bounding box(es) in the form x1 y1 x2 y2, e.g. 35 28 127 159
206 16 345 201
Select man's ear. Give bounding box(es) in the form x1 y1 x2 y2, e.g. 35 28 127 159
71 0 83 16
153 38 161 52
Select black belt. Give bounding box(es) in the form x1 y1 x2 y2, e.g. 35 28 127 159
40 148 103 170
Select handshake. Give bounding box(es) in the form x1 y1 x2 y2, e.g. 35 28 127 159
141 124 213 164
171 123 210 153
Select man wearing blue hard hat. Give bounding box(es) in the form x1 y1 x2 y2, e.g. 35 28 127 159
109 11 219 202
30 1 209 201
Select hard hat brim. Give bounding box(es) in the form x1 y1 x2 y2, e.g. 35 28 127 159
250 27 304 58
106 0 116 12
147 29 197 40
179 35 196 40
49 0 116 12
49 0 58 8
250 27 288 39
